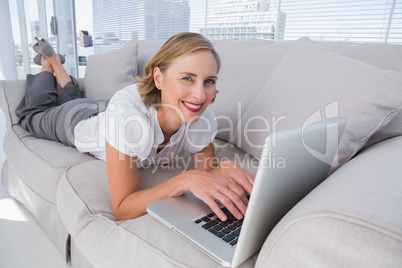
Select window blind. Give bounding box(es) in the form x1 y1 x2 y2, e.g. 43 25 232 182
268 0 402 44
91 0 401 54
92 0 209 53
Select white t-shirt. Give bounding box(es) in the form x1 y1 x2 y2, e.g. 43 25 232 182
74 84 218 168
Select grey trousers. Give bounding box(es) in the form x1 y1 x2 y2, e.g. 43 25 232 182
15 71 108 147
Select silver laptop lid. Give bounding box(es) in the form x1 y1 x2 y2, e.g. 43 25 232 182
231 117 346 267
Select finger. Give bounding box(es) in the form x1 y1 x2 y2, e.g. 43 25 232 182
240 192 249 206
218 195 243 221
201 195 228 222
246 170 255 185
225 180 248 206
229 171 254 196
216 185 247 220
244 172 256 195
215 174 248 210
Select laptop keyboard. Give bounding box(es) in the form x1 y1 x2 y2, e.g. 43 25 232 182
193 207 243 246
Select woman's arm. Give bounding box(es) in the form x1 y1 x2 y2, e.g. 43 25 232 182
106 141 254 222
106 141 185 221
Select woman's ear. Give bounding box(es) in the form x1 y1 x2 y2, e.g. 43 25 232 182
153 67 163 89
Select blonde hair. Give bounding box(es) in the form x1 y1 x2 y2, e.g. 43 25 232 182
137 32 221 107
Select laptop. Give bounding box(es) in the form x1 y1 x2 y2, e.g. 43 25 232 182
147 117 347 267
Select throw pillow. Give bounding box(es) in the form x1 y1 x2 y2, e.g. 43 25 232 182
84 42 138 100
235 37 402 169
212 39 294 142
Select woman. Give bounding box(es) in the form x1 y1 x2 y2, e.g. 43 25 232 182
16 32 254 222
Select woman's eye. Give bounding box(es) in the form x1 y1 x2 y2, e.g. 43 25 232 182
182 77 192 81
205 79 216 85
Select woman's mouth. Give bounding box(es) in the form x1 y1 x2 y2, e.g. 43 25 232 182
182 101 203 112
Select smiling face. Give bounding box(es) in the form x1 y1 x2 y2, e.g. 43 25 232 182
154 49 218 125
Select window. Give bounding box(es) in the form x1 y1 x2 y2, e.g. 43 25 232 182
2 0 401 80
74 0 401 78
5 0 76 79
270 0 402 43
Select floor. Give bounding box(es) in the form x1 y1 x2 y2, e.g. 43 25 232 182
0 111 66 267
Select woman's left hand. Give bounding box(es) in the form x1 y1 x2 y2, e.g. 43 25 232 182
216 160 255 196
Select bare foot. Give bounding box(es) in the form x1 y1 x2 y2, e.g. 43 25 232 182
46 53 63 68
45 53 71 88
40 55 54 73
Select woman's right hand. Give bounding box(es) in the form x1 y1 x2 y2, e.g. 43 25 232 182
175 170 249 222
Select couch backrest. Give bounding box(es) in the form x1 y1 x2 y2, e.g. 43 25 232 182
320 42 402 73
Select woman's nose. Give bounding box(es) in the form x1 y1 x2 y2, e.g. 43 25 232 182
192 83 206 101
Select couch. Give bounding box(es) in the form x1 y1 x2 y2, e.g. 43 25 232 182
1 37 402 267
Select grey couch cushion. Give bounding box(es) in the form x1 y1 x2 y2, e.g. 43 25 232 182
320 41 402 149
362 110 402 149
85 42 138 100
321 42 402 73
236 37 402 170
136 39 166 79
257 136 402 267
212 40 294 142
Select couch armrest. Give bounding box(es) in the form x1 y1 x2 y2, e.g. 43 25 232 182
256 136 402 267
0 80 26 126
